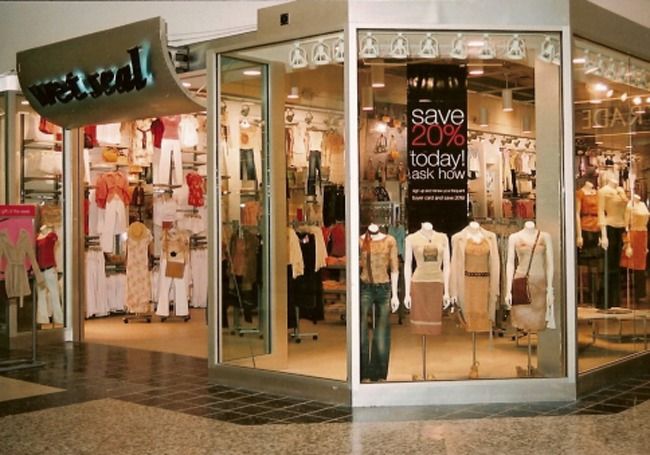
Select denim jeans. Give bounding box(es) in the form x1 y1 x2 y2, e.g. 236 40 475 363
240 148 257 182
360 283 391 381
307 150 321 196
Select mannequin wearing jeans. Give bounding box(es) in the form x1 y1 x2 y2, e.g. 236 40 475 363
36 226 63 325
359 224 399 382
157 115 183 185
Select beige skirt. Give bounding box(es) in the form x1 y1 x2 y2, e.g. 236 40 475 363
410 281 443 335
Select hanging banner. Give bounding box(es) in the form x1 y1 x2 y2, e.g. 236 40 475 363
406 64 468 236
16 17 204 129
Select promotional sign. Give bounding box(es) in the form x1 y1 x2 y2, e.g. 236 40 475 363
17 17 204 128
406 64 468 235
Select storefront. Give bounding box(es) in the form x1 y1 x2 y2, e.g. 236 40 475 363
2 0 649 406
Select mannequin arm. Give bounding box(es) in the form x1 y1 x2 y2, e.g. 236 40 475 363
390 271 400 312
598 189 609 249
544 233 556 329
442 236 451 307
575 195 583 248
504 235 516 308
600 224 609 250
625 206 633 258
403 238 413 309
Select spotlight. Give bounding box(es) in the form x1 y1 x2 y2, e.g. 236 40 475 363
538 36 555 63
418 33 439 59
478 34 496 59
621 92 628 102
371 65 385 88
289 42 308 69
468 65 484 76
182 81 192 87
505 34 526 60
312 40 331 65
450 33 467 59
389 33 409 59
332 35 345 63
243 69 261 76
359 32 379 59
633 96 642 105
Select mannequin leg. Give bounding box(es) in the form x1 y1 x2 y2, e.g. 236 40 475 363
359 284 372 381
173 277 189 317
469 332 479 379
370 286 391 381
156 260 171 317
44 268 63 324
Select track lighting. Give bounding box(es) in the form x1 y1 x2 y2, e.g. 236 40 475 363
450 33 467 60
332 35 345 63
505 34 526 60
289 42 308 69
418 33 439 58
389 33 409 59
477 34 496 60
359 32 379 59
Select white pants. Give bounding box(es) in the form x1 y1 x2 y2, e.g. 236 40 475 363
106 273 127 313
156 259 189 317
100 198 127 253
37 268 63 324
190 249 208 308
152 147 161 183
85 250 108 318
156 139 183 185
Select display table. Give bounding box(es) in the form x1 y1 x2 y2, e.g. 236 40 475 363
577 307 649 348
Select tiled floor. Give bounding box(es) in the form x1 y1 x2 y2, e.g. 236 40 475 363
0 342 649 426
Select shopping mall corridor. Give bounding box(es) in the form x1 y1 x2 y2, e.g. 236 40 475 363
1 343 649 454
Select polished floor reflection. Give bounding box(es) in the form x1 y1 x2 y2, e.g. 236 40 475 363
0 343 649 454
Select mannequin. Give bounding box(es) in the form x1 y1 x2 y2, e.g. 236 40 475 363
576 181 602 306
403 222 450 380
404 222 450 335
620 195 650 303
359 223 399 382
36 225 63 325
156 115 183 185
505 221 554 376
126 222 153 315
598 178 628 308
156 227 190 319
450 221 500 378
505 221 554 330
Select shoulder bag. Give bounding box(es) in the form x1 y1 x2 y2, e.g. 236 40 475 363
511 230 540 306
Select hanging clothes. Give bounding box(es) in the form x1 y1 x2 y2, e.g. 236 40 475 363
126 222 152 314
0 229 44 298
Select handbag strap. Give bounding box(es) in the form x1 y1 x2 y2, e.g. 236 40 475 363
524 230 541 279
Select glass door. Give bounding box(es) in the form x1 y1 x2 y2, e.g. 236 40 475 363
217 55 270 362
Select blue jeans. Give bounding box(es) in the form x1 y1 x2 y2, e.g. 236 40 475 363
307 150 321 196
360 283 391 381
240 148 257 182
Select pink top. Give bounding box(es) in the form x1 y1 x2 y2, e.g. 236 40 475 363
37 232 58 270
161 115 181 140
95 172 130 208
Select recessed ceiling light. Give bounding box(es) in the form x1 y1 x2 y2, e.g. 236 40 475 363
182 81 192 88
633 96 642 105
573 57 586 64
593 83 608 92
468 67 484 76
243 69 261 76
20 100 30 105
606 89 614 98
621 92 628 102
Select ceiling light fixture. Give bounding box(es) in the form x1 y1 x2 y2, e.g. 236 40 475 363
478 34 496 59
243 69 261 76
287 86 300 100
389 33 409 59
593 82 608 92
621 92 628 102
538 36 556 63
418 33 439 58
20 100 30 106
359 32 379 59
332 35 345 63
312 40 331 65
361 86 374 111
572 57 586 64
479 106 489 127
468 65 484 76
289 42 308 69
502 88 513 112
505 34 526 60
450 33 467 60
371 65 385 88
633 96 642 105
522 114 532 134
182 81 192 88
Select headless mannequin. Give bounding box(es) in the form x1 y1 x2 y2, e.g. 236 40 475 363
576 181 597 248
361 223 400 309
158 115 183 185
36 224 62 325
505 221 554 375
598 179 627 308
624 194 650 258
403 222 450 380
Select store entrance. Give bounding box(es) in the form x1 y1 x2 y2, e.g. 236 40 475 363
82 74 209 357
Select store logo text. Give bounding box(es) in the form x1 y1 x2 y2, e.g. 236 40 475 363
27 45 151 107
